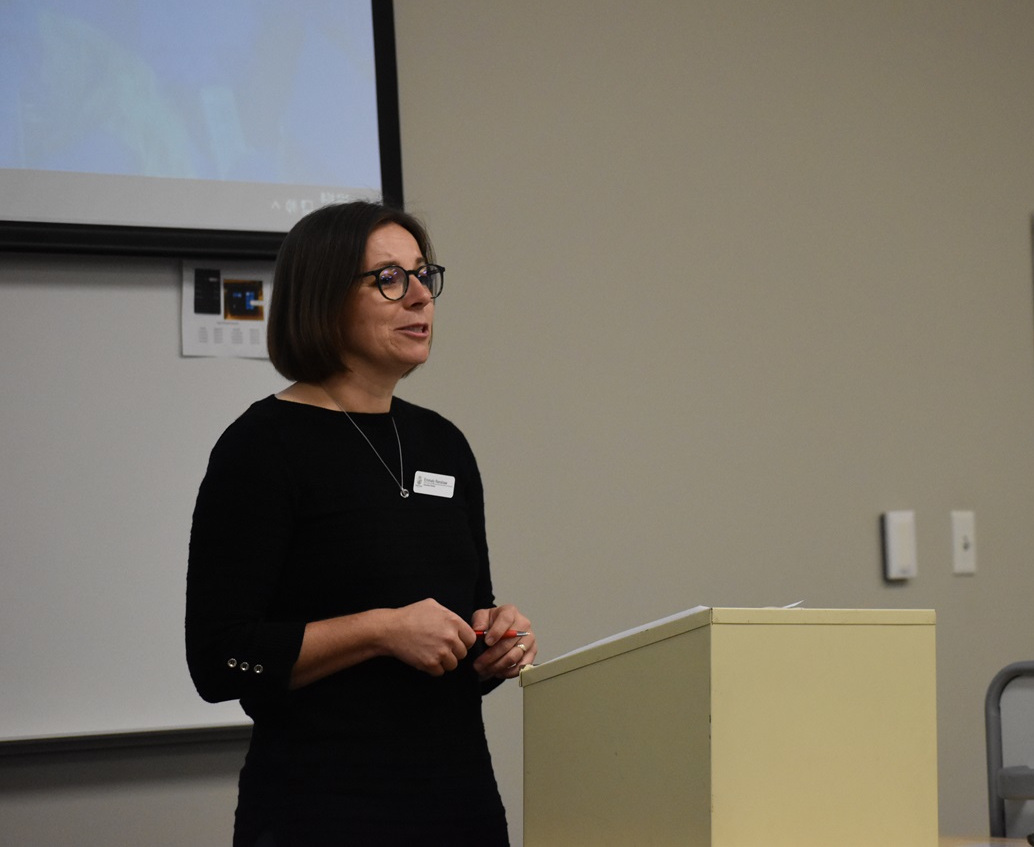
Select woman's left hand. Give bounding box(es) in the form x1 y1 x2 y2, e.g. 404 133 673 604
471 604 537 680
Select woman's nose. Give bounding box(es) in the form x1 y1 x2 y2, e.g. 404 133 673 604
404 275 433 306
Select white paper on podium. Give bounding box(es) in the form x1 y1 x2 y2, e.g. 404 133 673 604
549 605 711 663
547 601 806 664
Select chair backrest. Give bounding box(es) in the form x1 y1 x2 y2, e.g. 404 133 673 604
986 661 1034 837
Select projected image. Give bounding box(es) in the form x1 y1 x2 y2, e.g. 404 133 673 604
223 279 264 321
3 0 379 185
0 0 387 233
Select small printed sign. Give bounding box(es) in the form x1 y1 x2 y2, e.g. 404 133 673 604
412 471 456 499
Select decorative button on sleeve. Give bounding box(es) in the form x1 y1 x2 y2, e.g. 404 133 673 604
226 657 266 673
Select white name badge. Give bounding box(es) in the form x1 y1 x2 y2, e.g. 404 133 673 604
413 471 456 499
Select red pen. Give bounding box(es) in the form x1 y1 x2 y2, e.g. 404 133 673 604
474 629 530 638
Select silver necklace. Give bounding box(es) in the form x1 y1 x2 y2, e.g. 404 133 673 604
325 390 409 498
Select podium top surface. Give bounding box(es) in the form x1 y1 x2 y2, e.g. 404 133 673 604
520 607 935 687
708 607 934 625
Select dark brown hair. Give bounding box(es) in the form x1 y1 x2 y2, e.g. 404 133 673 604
267 201 434 383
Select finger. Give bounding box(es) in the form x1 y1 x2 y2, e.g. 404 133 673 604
458 624 477 649
485 622 529 647
481 605 518 645
475 634 521 666
514 640 530 662
513 639 536 669
485 631 533 660
480 639 534 677
471 609 493 632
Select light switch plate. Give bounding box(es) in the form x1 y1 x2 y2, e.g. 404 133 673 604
882 510 917 580
951 510 976 574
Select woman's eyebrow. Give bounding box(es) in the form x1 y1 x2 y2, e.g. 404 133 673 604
368 256 428 268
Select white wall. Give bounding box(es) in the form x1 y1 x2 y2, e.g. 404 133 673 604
2 1 1033 843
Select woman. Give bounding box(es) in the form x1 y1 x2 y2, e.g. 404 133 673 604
186 201 536 846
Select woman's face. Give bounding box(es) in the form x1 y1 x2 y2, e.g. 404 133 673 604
340 222 434 380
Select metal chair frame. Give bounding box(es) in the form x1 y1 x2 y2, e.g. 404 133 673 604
986 661 1034 838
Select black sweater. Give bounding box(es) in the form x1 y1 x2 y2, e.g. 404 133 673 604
186 395 507 845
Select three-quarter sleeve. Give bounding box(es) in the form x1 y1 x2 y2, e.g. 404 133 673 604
185 411 306 704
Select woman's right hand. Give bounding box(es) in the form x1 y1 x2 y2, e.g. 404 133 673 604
384 598 477 676
289 599 477 689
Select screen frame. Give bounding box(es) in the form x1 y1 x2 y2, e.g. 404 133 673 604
0 0 403 261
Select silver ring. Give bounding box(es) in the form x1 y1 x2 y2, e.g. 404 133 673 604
516 642 527 654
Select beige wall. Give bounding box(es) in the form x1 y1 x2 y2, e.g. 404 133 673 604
1 1 1033 844
391 0 1034 840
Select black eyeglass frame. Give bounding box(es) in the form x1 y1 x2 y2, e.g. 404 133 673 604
358 263 445 301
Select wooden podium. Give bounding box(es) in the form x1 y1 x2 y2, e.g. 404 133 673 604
520 607 938 846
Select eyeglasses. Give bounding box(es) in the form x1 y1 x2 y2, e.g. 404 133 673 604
358 264 445 301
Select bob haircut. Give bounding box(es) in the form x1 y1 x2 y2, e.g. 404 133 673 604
267 201 435 383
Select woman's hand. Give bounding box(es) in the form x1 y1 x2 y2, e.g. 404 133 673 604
384 598 477 676
471 604 537 680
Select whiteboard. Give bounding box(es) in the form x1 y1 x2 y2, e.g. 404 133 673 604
0 253 286 742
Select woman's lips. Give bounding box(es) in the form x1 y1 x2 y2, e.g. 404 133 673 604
397 323 430 337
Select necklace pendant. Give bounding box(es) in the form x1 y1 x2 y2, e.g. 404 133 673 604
400 489 410 499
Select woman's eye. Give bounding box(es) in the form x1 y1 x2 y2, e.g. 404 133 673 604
378 268 402 286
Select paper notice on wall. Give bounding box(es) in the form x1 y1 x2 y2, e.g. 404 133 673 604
181 261 274 358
